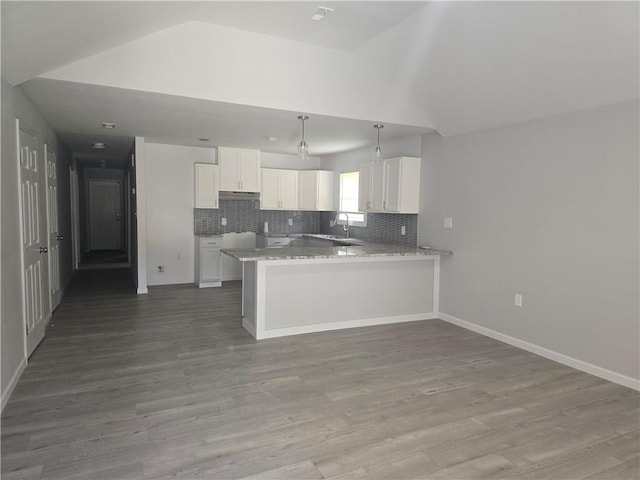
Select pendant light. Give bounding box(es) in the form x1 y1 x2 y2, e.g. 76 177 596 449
373 124 384 162
297 115 309 161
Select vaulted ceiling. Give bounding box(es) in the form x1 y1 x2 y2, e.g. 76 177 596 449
2 1 638 165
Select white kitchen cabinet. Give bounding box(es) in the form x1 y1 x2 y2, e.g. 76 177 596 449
358 157 421 214
299 170 334 211
358 163 372 212
194 235 222 287
260 169 298 210
194 163 219 208
218 147 261 192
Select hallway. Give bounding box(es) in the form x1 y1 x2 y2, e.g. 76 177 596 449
1 270 638 479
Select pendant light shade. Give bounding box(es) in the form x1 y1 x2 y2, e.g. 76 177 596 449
297 115 309 161
373 124 384 162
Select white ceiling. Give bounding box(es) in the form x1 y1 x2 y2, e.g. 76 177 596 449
2 1 638 168
21 78 431 164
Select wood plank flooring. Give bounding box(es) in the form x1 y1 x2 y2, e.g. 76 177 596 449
2 267 638 479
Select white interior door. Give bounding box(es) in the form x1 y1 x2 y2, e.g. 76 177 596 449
89 180 122 250
18 121 49 357
45 146 62 310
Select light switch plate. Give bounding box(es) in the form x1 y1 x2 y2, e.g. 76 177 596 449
221 218 227 225
400 226 406 235
288 218 293 226
444 217 453 229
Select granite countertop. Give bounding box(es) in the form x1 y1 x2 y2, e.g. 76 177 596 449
221 243 452 262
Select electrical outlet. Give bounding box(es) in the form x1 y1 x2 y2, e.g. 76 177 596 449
514 293 523 307
158 265 164 273
288 218 293 226
444 217 453 229
400 226 406 235
221 217 227 226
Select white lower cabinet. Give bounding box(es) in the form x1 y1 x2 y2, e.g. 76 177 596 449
194 236 222 287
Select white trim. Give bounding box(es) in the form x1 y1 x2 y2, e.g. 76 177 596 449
136 287 148 294
438 313 640 391
258 313 438 340
1 357 27 412
242 318 256 338
432 256 440 314
15 119 28 361
135 137 148 295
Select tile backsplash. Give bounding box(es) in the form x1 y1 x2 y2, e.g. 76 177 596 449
195 200 319 235
194 201 418 246
320 211 418 246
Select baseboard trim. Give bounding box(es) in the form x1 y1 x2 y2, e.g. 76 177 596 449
1 357 27 412
137 287 148 295
242 318 257 338
439 313 640 391
257 313 439 340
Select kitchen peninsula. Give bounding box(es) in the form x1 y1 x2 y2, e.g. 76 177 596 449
222 241 451 339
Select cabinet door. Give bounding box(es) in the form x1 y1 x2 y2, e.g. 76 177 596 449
279 170 299 210
298 171 317 210
194 164 218 208
384 158 402 212
218 147 239 191
370 162 386 211
358 164 372 212
238 149 260 192
316 171 334 211
261 169 279 209
200 249 221 282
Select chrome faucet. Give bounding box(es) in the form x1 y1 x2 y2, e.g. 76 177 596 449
334 212 350 237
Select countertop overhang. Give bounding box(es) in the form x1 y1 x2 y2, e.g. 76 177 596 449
221 243 452 262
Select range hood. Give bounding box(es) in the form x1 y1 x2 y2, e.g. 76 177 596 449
218 191 260 201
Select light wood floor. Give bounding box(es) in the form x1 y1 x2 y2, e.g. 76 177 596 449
2 268 638 480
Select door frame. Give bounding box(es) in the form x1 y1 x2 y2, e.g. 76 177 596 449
44 144 61 310
87 178 123 251
70 166 80 270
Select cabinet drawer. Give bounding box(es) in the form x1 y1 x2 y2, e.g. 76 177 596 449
199 236 223 247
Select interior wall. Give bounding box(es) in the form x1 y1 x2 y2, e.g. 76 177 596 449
145 142 214 286
419 100 640 383
1 79 73 406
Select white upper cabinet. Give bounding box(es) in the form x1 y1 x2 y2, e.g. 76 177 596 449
358 157 421 214
299 170 334 211
194 163 219 208
358 163 372 212
260 169 299 210
218 147 261 192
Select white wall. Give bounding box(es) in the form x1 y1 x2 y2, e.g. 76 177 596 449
419 101 639 386
43 21 431 129
145 143 214 285
1 79 73 408
135 137 148 293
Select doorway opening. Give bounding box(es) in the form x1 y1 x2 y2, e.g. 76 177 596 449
77 166 129 270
